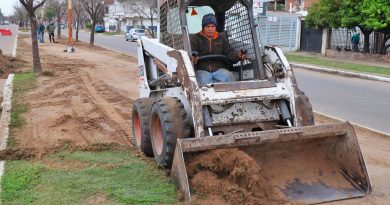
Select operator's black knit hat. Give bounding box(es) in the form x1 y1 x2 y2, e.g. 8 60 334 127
202 13 217 28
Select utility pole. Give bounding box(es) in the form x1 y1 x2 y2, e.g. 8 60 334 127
65 0 75 52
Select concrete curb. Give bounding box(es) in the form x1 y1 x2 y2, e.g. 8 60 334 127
291 63 390 83
0 74 14 150
0 74 14 188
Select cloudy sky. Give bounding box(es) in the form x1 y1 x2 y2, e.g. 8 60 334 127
1 0 19 16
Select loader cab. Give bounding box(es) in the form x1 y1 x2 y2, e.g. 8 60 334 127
184 0 265 81
159 0 266 81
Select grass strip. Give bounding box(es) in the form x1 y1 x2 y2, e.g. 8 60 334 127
286 54 390 77
8 72 36 147
1 150 178 205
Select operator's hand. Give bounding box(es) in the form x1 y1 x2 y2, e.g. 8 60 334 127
238 50 248 60
192 56 198 64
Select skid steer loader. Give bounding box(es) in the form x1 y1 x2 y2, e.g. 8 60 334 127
132 0 371 203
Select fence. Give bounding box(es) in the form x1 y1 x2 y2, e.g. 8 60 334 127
331 28 390 55
257 15 299 51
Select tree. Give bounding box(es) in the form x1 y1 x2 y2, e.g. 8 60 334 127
81 0 104 46
46 0 67 39
19 0 46 73
73 0 86 41
306 0 342 29
13 3 29 27
44 6 56 20
306 0 390 53
0 8 4 18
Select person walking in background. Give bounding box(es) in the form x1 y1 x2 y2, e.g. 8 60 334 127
46 21 58 43
38 21 45 43
351 33 360 52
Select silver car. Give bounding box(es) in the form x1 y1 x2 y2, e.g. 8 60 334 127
125 28 145 42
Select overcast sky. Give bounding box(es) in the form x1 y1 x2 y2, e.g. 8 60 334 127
1 0 19 16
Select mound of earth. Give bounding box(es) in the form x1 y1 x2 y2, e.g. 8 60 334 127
0 53 23 78
186 148 288 205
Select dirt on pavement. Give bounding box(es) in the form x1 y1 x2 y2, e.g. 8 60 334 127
4 34 390 204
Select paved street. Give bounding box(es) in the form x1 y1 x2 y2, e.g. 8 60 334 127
66 31 390 134
0 24 18 56
294 67 390 134
62 29 137 56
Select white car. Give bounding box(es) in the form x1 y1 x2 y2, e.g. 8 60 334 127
125 29 145 42
3 20 10 25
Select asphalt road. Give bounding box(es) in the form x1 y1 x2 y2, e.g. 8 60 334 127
67 31 390 134
62 29 137 56
294 68 390 134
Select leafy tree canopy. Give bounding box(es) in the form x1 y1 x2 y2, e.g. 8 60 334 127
44 7 55 20
306 0 342 29
307 0 390 31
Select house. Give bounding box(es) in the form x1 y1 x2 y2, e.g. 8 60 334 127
103 0 157 33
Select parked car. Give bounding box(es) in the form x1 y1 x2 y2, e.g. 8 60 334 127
125 28 145 42
3 20 10 25
95 25 105 33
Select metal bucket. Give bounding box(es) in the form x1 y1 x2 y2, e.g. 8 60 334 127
171 122 371 204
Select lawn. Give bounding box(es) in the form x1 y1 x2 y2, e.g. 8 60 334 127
2 72 179 205
1 150 178 205
286 54 390 77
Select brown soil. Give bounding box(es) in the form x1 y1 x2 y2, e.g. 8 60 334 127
8 34 390 205
186 148 288 205
0 53 25 78
6 34 138 160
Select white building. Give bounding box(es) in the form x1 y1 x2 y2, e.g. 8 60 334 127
104 0 158 33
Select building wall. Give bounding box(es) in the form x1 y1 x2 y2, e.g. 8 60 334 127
285 0 319 12
104 0 157 33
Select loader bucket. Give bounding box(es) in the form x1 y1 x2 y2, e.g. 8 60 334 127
171 122 371 204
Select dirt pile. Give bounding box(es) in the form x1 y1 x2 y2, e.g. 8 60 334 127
0 53 18 78
186 148 288 205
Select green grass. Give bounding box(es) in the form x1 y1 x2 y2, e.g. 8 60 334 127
1 150 178 205
8 72 36 147
102 32 124 36
285 54 390 77
19 28 30 32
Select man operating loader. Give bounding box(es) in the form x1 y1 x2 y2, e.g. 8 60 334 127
190 13 247 84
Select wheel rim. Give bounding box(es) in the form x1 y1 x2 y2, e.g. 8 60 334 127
152 113 163 156
134 112 141 147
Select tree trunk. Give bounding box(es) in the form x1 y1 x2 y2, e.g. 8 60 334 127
76 14 80 42
90 19 96 46
57 17 61 39
380 34 390 54
29 16 42 73
361 29 371 53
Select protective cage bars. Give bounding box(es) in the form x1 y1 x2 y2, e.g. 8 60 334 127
224 2 259 70
160 0 184 50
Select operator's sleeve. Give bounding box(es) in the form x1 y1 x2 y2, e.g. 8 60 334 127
190 34 198 53
222 35 239 63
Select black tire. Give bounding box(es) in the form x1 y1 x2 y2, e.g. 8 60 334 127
295 88 315 126
150 97 190 168
132 98 155 157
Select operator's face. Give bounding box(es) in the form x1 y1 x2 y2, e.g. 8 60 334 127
203 24 216 38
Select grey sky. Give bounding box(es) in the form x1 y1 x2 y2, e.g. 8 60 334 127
1 0 19 16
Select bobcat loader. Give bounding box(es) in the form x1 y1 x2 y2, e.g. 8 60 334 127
132 0 371 203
